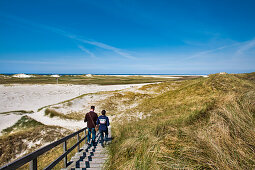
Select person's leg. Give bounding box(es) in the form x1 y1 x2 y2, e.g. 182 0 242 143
87 128 91 144
100 130 104 146
91 128 96 145
103 129 108 145
105 128 108 142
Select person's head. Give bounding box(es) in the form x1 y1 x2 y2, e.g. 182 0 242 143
90 106 95 111
101 110 106 115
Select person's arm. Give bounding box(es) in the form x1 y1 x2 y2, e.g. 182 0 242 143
107 117 110 126
84 114 87 122
96 117 99 125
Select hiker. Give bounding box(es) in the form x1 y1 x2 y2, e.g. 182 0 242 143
96 110 110 147
84 106 98 145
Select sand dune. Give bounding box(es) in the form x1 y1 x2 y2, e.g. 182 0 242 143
0 84 147 113
0 83 148 133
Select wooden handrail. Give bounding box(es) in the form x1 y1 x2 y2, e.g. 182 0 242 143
0 127 87 170
44 136 86 170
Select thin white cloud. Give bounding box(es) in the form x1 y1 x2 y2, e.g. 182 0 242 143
185 38 255 61
0 14 135 60
236 39 255 56
186 42 240 60
73 38 136 59
0 60 58 65
77 45 96 58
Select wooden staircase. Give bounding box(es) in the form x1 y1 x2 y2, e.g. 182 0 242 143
61 128 111 170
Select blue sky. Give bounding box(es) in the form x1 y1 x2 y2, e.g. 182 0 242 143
0 0 255 74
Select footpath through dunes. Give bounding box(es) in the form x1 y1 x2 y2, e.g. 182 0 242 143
1 79 170 168
62 128 112 170
1 73 254 169
105 73 255 169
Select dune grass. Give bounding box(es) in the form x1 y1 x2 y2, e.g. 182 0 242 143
44 108 71 119
106 73 255 169
19 132 86 170
0 125 72 168
0 75 196 85
99 91 150 115
0 110 34 115
0 115 83 169
44 108 83 120
1 73 254 169
1 115 44 135
0 115 85 169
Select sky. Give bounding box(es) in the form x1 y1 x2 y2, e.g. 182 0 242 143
0 0 255 74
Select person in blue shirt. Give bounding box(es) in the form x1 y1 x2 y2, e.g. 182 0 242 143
96 110 110 147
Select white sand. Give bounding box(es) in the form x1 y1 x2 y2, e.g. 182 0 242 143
0 84 146 113
0 114 22 134
50 74 60 77
50 93 110 114
29 109 86 130
0 83 148 133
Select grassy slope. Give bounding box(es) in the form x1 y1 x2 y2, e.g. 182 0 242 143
0 114 87 169
0 116 75 169
1 115 44 134
1 73 254 169
106 73 255 169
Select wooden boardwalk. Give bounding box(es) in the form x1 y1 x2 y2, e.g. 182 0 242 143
61 128 111 170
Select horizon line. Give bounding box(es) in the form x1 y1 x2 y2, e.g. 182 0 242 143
0 73 210 75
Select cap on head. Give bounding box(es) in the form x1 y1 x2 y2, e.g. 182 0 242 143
101 110 106 115
91 106 95 110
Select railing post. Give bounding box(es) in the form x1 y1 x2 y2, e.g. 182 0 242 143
29 158 37 170
77 133 80 152
63 141 67 168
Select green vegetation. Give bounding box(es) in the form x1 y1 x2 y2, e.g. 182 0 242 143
0 124 72 167
2 73 254 169
0 115 85 169
0 110 34 115
106 73 255 169
44 108 69 119
44 108 83 120
19 132 86 170
1 115 43 134
100 92 150 115
0 75 198 85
